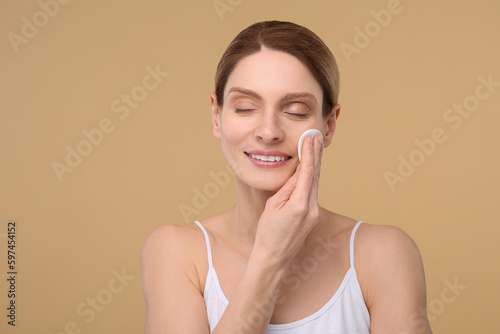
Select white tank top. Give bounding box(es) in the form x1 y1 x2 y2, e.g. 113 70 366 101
194 220 370 333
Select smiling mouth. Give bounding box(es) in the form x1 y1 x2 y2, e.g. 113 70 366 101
244 152 292 162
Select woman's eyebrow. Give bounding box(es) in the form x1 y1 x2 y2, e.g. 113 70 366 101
228 87 317 104
281 92 317 103
228 87 262 100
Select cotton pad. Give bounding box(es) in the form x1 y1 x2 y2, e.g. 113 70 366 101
298 129 323 161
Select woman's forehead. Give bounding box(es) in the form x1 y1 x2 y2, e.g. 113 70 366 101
224 48 323 101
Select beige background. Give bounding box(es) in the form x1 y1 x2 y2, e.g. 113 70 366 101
1 0 499 333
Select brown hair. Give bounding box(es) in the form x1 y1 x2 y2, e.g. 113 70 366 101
214 20 339 117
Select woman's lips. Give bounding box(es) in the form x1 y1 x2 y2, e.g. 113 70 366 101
244 151 292 168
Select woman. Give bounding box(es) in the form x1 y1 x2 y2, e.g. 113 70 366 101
141 21 432 333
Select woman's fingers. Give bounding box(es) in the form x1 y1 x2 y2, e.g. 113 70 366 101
270 166 299 208
308 135 323 207
269 133 323 211
255 134 323 263
290 135 317 204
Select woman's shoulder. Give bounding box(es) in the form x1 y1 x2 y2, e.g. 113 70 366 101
324 210 415 245
140 221 208 289
354 221 422 273
141 209 241 268
355 222 420 259
141 221 204 253
354 221 426 307
140 222 214 331
141 221 210 269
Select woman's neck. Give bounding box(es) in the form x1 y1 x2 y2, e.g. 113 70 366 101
226 179 275 245
221 178 329 251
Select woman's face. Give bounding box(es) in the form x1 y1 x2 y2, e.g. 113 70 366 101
211 47 338 192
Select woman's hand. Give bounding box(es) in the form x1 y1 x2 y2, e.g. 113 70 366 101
252 134 324 269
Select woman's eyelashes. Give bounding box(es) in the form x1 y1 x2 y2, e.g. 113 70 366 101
234 108 255 113
233 103 311 118
285 112 309 118
284 102 310 118
233 101 257 113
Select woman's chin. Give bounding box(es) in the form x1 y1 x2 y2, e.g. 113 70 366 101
256 183 283 193
242 175 291 193
230 162 296 193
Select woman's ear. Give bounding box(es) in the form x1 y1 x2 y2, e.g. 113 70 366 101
323 103 341 148
211 92 221 139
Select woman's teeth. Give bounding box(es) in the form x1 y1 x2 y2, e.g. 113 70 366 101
250 154 287 162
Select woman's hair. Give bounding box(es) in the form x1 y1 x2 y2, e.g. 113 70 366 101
214 20 339 118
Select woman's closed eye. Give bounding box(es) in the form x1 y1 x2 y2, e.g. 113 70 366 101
233 101 258 113
284 102 310 118
286 112 309 118
232 102 311 117
234 108 256 113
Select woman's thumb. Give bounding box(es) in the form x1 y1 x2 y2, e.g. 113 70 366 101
269 168 299 208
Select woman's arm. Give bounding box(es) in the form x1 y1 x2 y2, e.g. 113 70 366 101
357 225 433 334
211 136 323 333
141 135 324 333
210 251 287 333
141 224 211 333
141 223 289 334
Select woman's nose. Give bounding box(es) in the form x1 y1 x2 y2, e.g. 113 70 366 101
254 112 285 143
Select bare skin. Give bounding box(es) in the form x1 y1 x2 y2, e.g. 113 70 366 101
191 206 359 324
141 48 432 333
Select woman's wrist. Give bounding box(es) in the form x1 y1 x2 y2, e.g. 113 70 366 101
247 249 288 287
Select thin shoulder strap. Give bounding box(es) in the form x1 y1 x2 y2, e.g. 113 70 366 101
194 221 213 268
350 221 364 268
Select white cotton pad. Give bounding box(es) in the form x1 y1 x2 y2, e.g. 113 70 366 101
298 129 323 161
